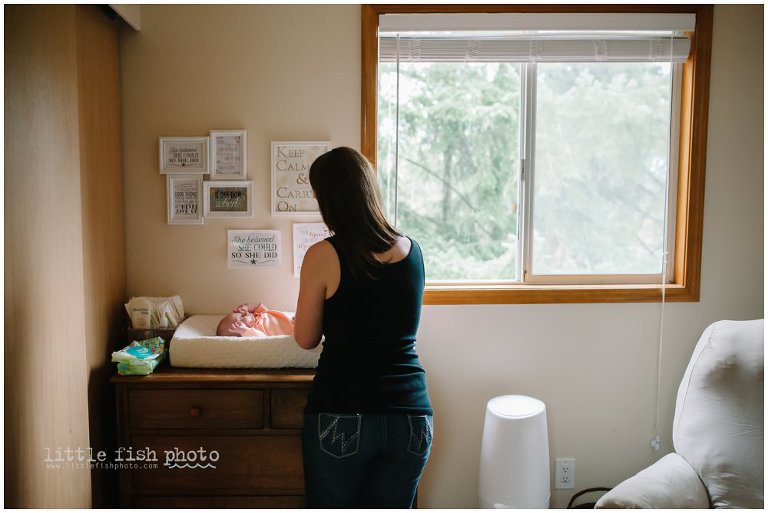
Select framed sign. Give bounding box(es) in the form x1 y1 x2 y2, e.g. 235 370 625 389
293 223 332 277
204 181 253 218
167 175 204 224
228 230 281 268
210 129 247 180
271 141 330 215
159 137 209 174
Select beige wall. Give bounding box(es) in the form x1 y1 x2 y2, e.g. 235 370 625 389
121 5 763 507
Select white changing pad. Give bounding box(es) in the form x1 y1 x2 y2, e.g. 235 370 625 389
169 314 320 369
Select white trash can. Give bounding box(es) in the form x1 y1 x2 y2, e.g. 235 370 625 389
478 395 550 508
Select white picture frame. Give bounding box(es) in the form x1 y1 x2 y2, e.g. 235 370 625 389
293 222 332 277
167 175 204 224
271 141 330 215
209 129 247 180
203 180 254 218
159 136 209 174
228 230 281 268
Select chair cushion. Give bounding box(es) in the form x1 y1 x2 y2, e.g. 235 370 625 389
595 453 709 508
673 319 764 508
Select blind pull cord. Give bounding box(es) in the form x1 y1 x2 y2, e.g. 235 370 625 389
650 35 674 452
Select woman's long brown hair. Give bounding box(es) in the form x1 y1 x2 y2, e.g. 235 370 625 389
309 147 400 280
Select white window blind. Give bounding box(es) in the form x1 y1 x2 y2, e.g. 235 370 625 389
379 13 694 63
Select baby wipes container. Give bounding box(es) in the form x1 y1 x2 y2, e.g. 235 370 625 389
478 395 550 508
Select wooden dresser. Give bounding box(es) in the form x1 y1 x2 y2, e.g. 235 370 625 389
112 366 314 508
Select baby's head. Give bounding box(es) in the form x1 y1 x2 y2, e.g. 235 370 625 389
216 312 242 337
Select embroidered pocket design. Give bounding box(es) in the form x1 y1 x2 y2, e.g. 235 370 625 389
407 415 433 456
318 413 362 459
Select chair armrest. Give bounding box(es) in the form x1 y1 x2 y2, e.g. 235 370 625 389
595 453 710 508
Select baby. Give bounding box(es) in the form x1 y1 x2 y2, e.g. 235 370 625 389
216 303 295 338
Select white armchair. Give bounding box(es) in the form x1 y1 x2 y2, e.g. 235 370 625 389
596 319 764 509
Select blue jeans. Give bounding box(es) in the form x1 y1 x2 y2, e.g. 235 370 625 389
302 413 433 508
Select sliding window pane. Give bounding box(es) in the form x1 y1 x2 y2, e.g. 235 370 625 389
532 63 672 275
378 62 523 281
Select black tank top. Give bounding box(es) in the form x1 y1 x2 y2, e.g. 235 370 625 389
304 236 433 415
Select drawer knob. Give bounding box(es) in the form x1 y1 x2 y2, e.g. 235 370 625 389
189 407 202 417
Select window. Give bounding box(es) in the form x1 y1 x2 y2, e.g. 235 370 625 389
362 5 712 304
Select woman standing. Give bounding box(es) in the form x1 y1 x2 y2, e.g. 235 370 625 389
294 147 433 508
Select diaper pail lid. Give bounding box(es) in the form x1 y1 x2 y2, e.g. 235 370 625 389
487 395 545 419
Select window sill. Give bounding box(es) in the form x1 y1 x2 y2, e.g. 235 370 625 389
424 283 698 305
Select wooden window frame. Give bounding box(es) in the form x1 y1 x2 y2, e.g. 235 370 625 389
361 4 712 305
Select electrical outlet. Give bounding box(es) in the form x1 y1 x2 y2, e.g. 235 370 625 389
555 458 575 489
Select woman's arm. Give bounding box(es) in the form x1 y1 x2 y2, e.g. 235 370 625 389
294 241 335 349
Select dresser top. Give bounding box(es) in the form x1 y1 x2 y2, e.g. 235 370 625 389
110 364 315 384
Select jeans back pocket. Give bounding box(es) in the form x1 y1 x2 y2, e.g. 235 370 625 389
318 413 362 459
407 414 433 456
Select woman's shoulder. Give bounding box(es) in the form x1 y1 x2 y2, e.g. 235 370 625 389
301 239 341 291
371 235 411 265
405 235 421 250
395 235 412 255
306 238 338 262
402 235 423 258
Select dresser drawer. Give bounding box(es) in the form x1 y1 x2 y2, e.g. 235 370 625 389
131 495 304 508
129 389 264 429
130 435 304 494
270 388 309 429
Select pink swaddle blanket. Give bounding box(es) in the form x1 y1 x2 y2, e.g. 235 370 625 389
216 303 294 338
